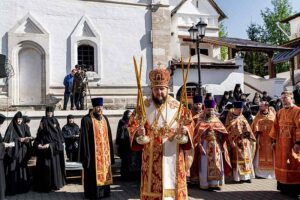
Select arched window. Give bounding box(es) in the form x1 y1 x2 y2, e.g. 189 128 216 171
77 44 94 71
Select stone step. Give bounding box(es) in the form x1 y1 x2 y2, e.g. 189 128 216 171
49 85 151 96
11 104 46 111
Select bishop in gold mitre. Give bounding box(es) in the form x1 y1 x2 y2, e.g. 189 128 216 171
128 67 194 200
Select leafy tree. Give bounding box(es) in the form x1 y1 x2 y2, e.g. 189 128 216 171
219 22 228 61
261 0 292 45
243 23 268 76
246 23 267 43
245 0 293 76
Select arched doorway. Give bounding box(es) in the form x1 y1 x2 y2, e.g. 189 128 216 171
18 42 45 105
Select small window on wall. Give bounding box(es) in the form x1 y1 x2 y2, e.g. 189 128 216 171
190 48 196 56
77 44 94 71
200 49 209 56
190 48 209 56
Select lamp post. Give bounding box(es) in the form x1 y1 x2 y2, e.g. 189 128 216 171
188 18 207 96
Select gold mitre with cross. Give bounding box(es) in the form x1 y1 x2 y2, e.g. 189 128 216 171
149 65 170 88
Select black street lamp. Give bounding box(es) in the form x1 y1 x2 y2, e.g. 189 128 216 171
188 18 207 96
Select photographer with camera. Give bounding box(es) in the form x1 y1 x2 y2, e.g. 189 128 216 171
72 65 87 110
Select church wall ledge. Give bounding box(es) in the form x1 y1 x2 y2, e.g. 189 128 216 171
80 0 169 7
0 109 125 118
0 109 126 139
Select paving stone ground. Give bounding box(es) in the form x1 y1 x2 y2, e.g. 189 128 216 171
6 177 300 200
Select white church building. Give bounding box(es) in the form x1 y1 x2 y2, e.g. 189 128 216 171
169 0 244 99
0 0 244 110
0 0 153 108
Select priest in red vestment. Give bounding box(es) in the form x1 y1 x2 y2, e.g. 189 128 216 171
193 100 231 190
269 91 300 197
251 101 276 179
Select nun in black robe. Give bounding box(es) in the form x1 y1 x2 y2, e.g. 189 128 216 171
33 106 66 192
218 91 230 113
116 110 141 181
78 98 115 199
0 135 6 200
0 114 7 200
3 111 32 195
233 83 243 101
23 116 32 138
62 115 80 162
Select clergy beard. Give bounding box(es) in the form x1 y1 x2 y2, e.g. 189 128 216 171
283 102 293 108
152 94 167 106
194 106 202 113
196 109 202 114
261 111 268 115
232 112 240 117
205 113 212 119
93 107 103 115
93 112 102 120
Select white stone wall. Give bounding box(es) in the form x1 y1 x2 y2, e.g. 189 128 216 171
244 72 285 99
170 0 221 60
289 17 300 39
0 0 152 89
169 0 182 8
172 57 244 96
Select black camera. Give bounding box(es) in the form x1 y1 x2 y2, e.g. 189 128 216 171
80 64 93 72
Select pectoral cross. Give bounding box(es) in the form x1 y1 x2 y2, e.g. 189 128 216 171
151 123 160 138
163 122 170 137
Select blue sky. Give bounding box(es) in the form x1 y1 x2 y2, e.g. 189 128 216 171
214 0 300 39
